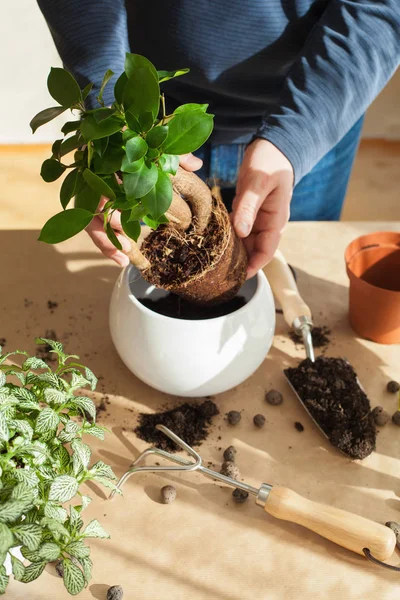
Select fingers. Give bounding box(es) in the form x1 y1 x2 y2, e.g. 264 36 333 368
246 229 282 279
232 170 275 238
179 153 203 171
86 216 131 267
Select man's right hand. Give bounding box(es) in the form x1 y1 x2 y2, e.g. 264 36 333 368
85 153 203 266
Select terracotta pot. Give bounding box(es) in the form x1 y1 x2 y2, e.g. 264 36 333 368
345 231 400 344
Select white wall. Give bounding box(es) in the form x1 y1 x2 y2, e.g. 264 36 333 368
1 1 399 144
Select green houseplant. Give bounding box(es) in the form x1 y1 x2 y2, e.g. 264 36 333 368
31 53 247 305
0 339 118 596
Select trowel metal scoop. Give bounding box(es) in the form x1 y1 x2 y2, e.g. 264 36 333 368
110 424 396 566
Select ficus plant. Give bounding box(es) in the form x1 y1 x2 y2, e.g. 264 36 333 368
31 53 214 254
0 339 119 596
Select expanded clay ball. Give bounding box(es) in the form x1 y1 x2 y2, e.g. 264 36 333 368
220 461 240 480
265 389 283 405
223 446 237 462
253 414 266 428
107 586 124 600
161 485 177 504
371 406 390 426
387 381 400 394
227 410 241 425
232 488 249 503
392 411 400 427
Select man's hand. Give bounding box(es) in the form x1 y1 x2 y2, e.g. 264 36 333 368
85 153 203 266
232 139 294 279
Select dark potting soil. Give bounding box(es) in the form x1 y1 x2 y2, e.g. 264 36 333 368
141 200 224 287
139 292 246 320
289 326 331 350
135 399 219 451
285 356 376 459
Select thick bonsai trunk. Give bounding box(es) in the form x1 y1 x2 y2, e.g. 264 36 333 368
126 168 247 305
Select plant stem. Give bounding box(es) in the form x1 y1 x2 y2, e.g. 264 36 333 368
161 94 166 123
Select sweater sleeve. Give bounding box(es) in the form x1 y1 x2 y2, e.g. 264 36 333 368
36 0 129 108
254 0 400 184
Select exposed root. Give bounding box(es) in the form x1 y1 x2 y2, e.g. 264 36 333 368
170 167 213 234
165 190 192 230
125 226 152 271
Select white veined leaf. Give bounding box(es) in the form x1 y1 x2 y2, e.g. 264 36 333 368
41 517 70 539
36 465 57 480
65 420 80 434
13 387 37 403
84 367 97 391
84 425 105 440
14 469 39 487
44 502 68 523
63 558 86 595
77 556 92 583
58 419 80 443
54 445 71 471
0 372 5 388
94 476 121 494
58 413 69 425
76 495 91 513
70 396 96 421
21 561 46 583
35 337 64 353
0 412 9 442
8 419 33 440
82 519 110 539
38 542 61 562
0 565 9 594
35 407 60 433
22 356 50 371
0 499 27 523
44 387 68 405
10 553 25 581
11 482 37 504
21 545 41 562
49 475 79 503
71 438 91 473
0 524 14 553
65 540 90 559
21 441 48 465
89 460 116 480
70 372 90 391
68 506 83 534
12 523 42 551
37 372 61 386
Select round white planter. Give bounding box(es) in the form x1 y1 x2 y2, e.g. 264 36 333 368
110 267 275 397
3 546 24 576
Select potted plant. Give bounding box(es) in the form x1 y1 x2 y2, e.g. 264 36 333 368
31 53 247 305
0 339 118 596
31 54 276 396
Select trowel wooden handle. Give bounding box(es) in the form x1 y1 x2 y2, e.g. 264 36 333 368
264 250 312 328
264 486 396 561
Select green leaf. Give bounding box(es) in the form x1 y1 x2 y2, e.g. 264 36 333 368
93 137 109 157
35 407 60 433
10 554 25 581
83 168 116 200
84 367 97 391
8 419 33 440
63 558 85 595
105 222 122 250
51 138 62 160
142 215 168 229
124 68 160 119
71 438 91 473
81 114 122 142
89 460 116 480
121 155 143 174
93 107 115 123
47 67 82 108
121 211 141 241
0 566 8 594
0 372 5 388
22 356 49 371
12 524 42 551
82 82 94 101
65 540 90 559
174 103 208 114
78 556 92 583
142 169 172 219
125 136 148 162
158 68 190 83
40 158 66 183
97 69 114 104
0 412 9 442
61 120 80 135
38 542 61 562
82 519 110 539
21 561 46 584
60 168 83 209
30 106 67 133
0 500 27 523
125 53 158 81
93 145 124 174
127 203 147 221
123 161 158 199
138 111 154 132
41 517 70 539
49 475 79 503
84 425 105 440
146 125 168 148
114 72 128 105
75 182 101 213
162 110 214 155
70 396 96 421
44 388 67 405
159 154 179 175
0 524 14 553
44 503 68 523
39 208 93 244
125 111 142 133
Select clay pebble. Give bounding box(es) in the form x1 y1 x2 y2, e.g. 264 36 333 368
223 445 237 462
220 461 240 480
391 411 400 426
232 488 249 503
227 410 241 425
107 585 124 600
266 390 283 406
161 485 177 504
387 381 400 394
253 414 266 428
371 406 390 426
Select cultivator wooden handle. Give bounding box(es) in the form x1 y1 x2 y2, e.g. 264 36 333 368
262 486 396 561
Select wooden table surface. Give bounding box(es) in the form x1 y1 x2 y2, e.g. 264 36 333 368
3 221 400 600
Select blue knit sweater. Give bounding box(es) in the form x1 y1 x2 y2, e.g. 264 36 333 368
37 0 399 184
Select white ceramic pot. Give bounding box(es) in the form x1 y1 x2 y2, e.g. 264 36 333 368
4 546 24 576
109 266 275 397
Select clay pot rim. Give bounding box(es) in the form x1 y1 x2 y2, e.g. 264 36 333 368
125 266 265 324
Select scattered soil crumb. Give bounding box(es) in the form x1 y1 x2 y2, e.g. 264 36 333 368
0 338 6 347
294 421 304 432
24 298 33 308
285 357 376 459
135 399 219 451
47 300 58 313
289 325 331 350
